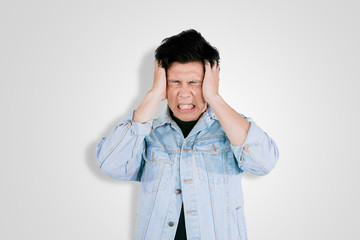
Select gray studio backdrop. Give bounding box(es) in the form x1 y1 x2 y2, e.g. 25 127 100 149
1 0 359 239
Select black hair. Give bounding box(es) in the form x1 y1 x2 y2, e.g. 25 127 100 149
155 29 220 70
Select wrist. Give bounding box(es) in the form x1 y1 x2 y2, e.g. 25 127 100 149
205 93 222 106
133 91 162 123
148 89 164 100
149 88 165 101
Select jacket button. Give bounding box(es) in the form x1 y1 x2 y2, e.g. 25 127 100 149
176 189 181 194
168 221 174 227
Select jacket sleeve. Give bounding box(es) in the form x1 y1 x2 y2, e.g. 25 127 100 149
96 111 152 181
230 114 279 176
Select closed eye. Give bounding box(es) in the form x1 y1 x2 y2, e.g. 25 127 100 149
189 80 202 85
168 80 180 84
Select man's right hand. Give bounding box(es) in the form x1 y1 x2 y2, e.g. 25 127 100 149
132 60 167 123
151 60 167 101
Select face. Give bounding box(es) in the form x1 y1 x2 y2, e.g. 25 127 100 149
167 61 207 121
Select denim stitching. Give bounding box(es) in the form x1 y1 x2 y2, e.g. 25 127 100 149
205 154 220 239
235 206 243 240
194 135 226 142
243 143 269 174
99 122 131 167
126 136 143 176
192 152 202 239
144 162 169 193
195 151 228 185
141 163 166 238
143 147 174 165
194 147 231 154
224 154 231 240
186 210 196 214
140 188 158 240
160 167 177 240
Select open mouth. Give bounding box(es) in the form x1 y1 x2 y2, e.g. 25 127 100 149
177 104 195 112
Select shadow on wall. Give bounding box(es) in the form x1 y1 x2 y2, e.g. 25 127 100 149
85 47 165 239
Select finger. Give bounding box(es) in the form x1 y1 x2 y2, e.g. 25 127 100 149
210 60 217 74
214 61 218 72
212 60 217 68
207 60 218 72
155 59 163 69
204 60 211 73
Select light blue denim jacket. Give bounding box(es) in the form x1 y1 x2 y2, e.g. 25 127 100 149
96 106 279 240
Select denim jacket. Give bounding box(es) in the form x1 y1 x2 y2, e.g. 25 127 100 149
96 106 279 240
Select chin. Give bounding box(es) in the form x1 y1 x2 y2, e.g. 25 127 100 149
176 112 201 121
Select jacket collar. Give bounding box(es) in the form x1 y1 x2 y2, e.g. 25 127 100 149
152 104 218 130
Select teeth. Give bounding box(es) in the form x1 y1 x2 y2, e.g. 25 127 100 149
179 105 194 110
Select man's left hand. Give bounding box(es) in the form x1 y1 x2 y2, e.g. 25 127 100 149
202 60 220 104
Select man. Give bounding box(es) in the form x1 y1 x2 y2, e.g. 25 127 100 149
96 29 279 240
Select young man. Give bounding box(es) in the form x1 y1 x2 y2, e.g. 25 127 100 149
96 29 279 240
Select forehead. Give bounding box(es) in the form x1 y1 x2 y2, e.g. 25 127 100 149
167 62 204 80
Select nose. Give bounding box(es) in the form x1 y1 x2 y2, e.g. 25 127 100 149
179 85 191 98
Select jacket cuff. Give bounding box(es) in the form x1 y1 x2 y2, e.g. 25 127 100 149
230 121 263 166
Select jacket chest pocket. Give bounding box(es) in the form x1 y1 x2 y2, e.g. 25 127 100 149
142 146 174 193
194 138 236 184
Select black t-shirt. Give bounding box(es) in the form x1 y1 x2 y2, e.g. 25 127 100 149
170 109 198 240
170 109 198 138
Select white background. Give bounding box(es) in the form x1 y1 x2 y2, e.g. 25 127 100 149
1 0 359 239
